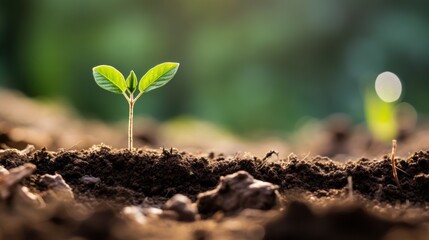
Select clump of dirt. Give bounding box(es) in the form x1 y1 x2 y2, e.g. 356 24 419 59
197 170 279 216
1 145 429 240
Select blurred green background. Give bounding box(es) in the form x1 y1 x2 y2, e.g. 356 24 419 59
0 0 428 135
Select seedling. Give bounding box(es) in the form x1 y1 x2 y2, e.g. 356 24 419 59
92 62 180 150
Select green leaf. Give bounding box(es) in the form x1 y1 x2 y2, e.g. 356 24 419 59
139 62 179 93
92 65 127 94
126 70 138 93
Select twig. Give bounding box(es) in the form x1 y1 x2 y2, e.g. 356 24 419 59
396 166 410 176
55 142 81 158
259 150 279 169
262 150 279 161
347 176 353 200
301 152 311 161
390 139 401 189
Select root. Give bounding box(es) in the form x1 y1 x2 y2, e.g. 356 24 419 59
390 139 401 189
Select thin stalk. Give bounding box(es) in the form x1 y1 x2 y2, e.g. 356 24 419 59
128 95 134 151
390 139 400 189
347 176 353 201
134 91 143 102
122 92 131 102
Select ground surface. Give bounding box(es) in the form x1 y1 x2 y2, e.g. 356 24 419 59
1 145 429 240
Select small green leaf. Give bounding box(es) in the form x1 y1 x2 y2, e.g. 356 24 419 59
92 65 127 94
139 62 179 93
126 70 138 93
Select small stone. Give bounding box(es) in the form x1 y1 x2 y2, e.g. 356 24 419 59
122 206 148 225
80 175 100 185
121 206 163 224
163 194 198 222
39 174 74 201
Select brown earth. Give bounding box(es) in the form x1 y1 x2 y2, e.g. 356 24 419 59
1 145 429 240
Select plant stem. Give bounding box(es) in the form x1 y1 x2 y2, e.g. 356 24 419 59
390 139 400 189
134 91 143 102
128 97 134 151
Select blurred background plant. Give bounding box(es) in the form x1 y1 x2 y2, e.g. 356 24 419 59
0 0 428 138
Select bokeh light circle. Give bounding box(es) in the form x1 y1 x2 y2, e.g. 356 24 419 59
375 71 402 102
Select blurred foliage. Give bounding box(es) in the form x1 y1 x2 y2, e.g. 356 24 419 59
0 0 428 135
364 88 397 142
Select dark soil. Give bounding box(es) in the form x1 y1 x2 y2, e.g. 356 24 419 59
2 145 429 205
1 145 429 239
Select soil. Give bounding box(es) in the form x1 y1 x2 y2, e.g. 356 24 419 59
1 145 429 240
1 90 429 240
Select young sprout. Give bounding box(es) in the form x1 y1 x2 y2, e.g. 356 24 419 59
92 62 180 150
